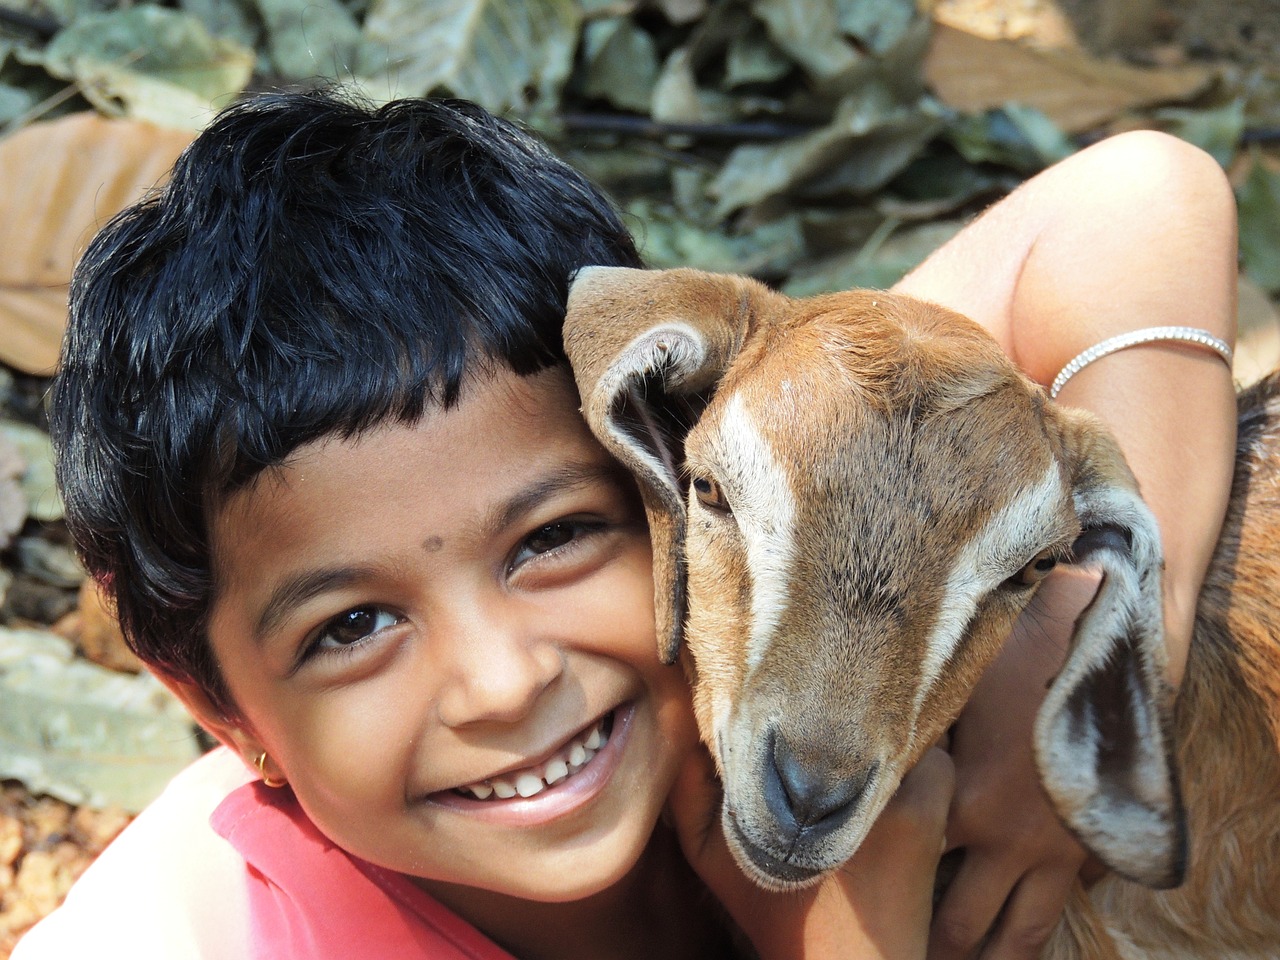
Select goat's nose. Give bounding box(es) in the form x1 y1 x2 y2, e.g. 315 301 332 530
764 729 876 832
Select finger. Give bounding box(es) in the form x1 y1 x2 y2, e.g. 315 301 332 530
837 749 956 960
979 866 1079 960
870 747 954 858
896 747 956 814
928 854 1018 960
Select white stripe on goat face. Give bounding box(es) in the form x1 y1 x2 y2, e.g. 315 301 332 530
913 460 1067 717
713 393 798 676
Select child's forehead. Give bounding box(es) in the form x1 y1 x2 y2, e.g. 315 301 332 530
222 363 582 486
206 365 611 568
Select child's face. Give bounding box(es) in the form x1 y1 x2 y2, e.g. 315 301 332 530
199 366 698 904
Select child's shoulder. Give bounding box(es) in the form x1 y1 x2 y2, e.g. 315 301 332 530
12 748 253 960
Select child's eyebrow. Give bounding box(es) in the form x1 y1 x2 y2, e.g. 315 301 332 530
254 566 374 644
478 461 629 542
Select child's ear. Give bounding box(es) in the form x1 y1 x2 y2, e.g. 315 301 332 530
157 673 264 770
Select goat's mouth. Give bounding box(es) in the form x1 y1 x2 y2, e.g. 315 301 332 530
721 805 835 891
718 749 889 889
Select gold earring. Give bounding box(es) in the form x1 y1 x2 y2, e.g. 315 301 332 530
254 751 287 788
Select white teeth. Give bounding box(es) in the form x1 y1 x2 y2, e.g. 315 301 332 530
515 773 545 798
456 715 612 801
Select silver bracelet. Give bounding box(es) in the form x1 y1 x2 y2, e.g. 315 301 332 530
1049 326 1233 399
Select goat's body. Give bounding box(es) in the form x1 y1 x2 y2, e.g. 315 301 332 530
1046 373 1280 960
564 267 1280 960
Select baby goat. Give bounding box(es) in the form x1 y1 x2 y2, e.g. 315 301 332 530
562 266 1280 959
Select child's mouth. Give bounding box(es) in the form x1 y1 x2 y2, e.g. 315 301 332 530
454 711 616 801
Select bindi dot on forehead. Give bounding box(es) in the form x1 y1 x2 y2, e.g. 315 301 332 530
422 536 444 553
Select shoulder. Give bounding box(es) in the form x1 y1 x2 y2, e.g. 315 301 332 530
12 747 254 960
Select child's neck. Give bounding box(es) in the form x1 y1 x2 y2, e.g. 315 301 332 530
418 823 738 960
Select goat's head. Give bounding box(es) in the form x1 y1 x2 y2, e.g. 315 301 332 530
563 266 1185 891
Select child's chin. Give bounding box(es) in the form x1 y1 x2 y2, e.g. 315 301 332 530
495 838 654 904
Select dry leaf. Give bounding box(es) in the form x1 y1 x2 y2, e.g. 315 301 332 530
924 24 1214 133
0 112 193 375
61 577 141 675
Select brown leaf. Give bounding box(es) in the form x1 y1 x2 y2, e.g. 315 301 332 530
0 113 193 375
61 578 141 675
924 24 1214 134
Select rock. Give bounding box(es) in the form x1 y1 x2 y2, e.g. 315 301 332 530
1 577 78 625
0 431 24 550
14 538 84 590
0 420 61 523
0 627 200 813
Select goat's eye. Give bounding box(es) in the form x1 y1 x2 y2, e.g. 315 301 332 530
692 476 730 514
1010 550 1058 587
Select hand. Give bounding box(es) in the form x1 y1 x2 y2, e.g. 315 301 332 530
668 744 954 960
929 567 1101 960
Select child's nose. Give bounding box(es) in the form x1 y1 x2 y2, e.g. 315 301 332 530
433 608 565 727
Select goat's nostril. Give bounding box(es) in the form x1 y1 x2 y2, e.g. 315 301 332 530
765 730 877 830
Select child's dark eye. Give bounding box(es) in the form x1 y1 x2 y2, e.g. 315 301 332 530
311 606 402 652
509 519 601 570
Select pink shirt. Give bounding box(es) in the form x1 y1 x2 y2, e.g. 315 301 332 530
13 748 515 960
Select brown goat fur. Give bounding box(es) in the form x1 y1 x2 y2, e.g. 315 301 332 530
563 266 1280 958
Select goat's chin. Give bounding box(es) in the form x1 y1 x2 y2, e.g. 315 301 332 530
720 806 837 891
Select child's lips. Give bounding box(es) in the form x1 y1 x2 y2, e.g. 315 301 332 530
427 704 635 822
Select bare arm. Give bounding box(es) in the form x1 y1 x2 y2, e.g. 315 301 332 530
895 129 1238 684
892 130 1238 960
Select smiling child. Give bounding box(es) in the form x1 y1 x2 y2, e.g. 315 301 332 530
17 86 1237 960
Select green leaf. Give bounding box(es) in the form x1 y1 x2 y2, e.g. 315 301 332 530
251 0 361 81
0 627 202 813
179 0 263 53
709 86 945 218
0 83 36 127
579 17 659 114
1152 98 1245 168
651 47 737 124
724 24 792 88
35 6 254 127
749 0 861 82
834 0 917 54
559 144 673 200
783 218 963 295
627 198 805 275
1237 154 1280 294
357 0 581 119
878 148 1012 219
946 103 1074 173
241 0 363 80
31 0 103 24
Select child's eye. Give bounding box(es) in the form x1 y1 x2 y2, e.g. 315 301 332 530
509 519 601 570
310 606 403 652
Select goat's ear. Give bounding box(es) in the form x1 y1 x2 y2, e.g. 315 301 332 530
1034 409 1186 889
563 267 779 663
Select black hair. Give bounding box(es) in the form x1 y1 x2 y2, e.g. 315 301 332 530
49 89 642 713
